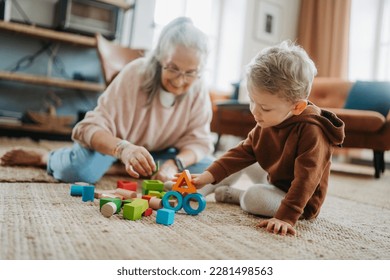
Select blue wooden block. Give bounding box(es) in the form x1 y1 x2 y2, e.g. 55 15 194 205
70 185 84 196
156 208 175 226
82 185 95 202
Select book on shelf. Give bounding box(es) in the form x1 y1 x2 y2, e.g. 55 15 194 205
0 109 22 125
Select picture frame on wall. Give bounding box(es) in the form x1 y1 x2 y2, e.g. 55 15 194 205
254 0 282 44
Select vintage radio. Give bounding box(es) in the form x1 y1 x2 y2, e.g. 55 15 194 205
56 0 122 39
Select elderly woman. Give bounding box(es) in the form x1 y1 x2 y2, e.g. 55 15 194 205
1 17 214 183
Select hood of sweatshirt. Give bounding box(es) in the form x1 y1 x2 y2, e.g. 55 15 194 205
275 102 345 146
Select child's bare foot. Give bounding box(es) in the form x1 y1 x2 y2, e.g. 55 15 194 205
0 148 48 167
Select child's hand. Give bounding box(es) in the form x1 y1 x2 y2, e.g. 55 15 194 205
257 218 297 236
191 171 215 189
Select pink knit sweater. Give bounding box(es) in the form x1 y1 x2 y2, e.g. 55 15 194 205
72 58 214 161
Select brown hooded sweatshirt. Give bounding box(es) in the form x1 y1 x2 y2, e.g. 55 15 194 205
207 103 345 226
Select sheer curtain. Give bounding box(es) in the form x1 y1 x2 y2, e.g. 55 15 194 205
349 0 390 81
153 0 221 87
297 0 351 78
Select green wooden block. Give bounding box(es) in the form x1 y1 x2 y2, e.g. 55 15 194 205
148 190 162 198
123 198 149 220
132 198 149 212
142 180 164 195
99 197 122 213
122 199 134 206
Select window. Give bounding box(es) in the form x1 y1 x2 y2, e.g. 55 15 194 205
153 0 221 88
349 0 390 81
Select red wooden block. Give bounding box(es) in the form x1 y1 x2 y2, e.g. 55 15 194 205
142 207 153 216
142 195 152 201
117 180 138 192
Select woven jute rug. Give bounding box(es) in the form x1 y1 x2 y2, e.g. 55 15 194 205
0 137 389 259
0 182 389 260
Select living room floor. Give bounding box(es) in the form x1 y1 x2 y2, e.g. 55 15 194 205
0 136 389 260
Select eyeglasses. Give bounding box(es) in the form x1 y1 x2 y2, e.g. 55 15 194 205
162 65 199 82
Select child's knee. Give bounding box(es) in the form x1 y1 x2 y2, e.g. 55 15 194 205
240 185 264 213
240 184 284 216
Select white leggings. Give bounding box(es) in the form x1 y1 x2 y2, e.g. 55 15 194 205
240 183 286 217
201 163 286 217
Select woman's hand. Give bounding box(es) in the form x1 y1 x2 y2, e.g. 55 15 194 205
151 159 178 182
120 144 156 178
257 218 297 236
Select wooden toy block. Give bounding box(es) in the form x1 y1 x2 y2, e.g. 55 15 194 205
141 195 152 201
172 170 197 194
114 188 137 199
148 197 163 210
142 180 164 195
99 197 122 213
156 208 175 226
182 193 206 215
101 193 124 200
94 189 117 199
121 199 134 206
148 190 162 198
70 185 84 196
142 207 153 216
100 202 117 218
123 204 142 221
82 185 95 202
123 198 148 221
133 198 149 212
74 182 90 186
117 180 138 191
94 192 102 199
162 191 183 212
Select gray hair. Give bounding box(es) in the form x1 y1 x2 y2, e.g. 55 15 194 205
246 40 317 103
141 17 209 103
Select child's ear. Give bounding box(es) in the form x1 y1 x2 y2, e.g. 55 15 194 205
291 100 308 115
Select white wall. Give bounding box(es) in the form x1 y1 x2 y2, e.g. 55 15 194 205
241 0 301 73
236 0 301 101
214 0 247 91
215 0 301 93
121 0 156 49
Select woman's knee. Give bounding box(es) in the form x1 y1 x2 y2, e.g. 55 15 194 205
48 144 115 184
52 164 103 184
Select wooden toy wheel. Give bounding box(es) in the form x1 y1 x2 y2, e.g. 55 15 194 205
182 193 206 215
162 191 183 212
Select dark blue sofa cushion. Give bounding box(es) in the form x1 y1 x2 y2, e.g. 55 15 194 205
344 81 390 117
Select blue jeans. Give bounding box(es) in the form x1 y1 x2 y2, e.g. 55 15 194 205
47 143 214 184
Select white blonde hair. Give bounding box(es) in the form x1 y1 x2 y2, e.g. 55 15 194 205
246 40 317 103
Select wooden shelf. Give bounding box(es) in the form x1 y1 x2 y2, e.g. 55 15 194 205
0 20 111 137
0 70 105 92
0 20 96 47
0 122 72 135
98 0 134 10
